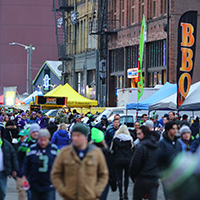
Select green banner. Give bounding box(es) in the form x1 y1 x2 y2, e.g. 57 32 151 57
137 15 146 101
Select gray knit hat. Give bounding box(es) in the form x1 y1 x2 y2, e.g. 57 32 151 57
29 123 40 134
179 125 191 135
144 120 154 128
72 123 89 136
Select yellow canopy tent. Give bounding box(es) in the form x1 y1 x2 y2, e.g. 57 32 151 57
44 83 98 107
44 85 62 96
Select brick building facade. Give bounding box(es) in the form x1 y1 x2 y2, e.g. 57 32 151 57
107 0 200 106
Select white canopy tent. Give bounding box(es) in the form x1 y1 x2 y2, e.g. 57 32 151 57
149 81 200 111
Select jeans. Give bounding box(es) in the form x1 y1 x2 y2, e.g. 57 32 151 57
0 171 7 200
116 164 130 196
100 183 109 200
133 178 159 200
31 189 55 200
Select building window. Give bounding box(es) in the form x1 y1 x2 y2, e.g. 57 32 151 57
109 48 124 73
75 23 79 53
146 40 166 86
127 45 139 69
141 0 144 20
121 0 124 27
162 0 167 14
152 0 156 18
131 0 135 24
113 0 117 29
88 18 91 49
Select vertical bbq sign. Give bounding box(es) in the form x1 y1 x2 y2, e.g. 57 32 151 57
177 11 198 108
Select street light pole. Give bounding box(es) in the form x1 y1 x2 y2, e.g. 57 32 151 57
9 42 35 94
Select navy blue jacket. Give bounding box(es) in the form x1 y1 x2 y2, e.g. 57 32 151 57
51 129 70 149
190 122 200 138
158 132 182 171
105 127 118 148
95 121 111 133
190 136 200 153
22 142 59 192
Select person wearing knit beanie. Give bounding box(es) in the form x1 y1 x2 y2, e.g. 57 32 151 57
91 128 104 143
179 125 193 152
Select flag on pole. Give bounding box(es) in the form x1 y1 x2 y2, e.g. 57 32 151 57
137 15 146 101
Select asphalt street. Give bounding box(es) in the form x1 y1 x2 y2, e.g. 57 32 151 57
6 177 165 200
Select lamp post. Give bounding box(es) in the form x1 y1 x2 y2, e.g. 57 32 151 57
9 42 35 94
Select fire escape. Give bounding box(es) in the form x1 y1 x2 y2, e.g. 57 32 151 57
53 0 74 83
90 0 117 106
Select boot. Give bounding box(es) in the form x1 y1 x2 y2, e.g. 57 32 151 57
119 194 123 200
124 192 128 200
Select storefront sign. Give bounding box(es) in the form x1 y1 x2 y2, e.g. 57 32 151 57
35 96 67 106
177 11 198 107
46 97 57 105
127 68 138 78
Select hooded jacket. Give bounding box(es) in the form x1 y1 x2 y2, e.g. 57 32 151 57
130 135 159 180
158 132 182 171
51 129 70 149
1 138 19 176
46 123 58 139
28 115 37 124
111 134 133 165
51 144 109 200
190 121 200 138
55 112 68 124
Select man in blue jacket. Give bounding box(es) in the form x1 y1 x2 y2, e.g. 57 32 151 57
105 119 120 148
22 129 59 200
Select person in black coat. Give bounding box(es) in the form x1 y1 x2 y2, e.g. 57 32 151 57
0 130 18 200
130 126 160 200
190 116 200 138
159 121 182 200
111 125 133 200
90 127 117 200
5 120 19 152
46 118 58 139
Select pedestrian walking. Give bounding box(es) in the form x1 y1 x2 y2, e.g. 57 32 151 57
17 112 28 131
105 119 120 148
90 127 117 200
190 116 200 138
28 111 37 124
110 125 133 200
55 110 68 124
168 111 180 126
159 121 182 200
15 129 29 200
139 114 148 126
0 130 18 200
95 115 111 133
51 123 70 149
36 111 46 129
68 114 82 138
179 125 193 152
130 126 160 200
46 118 58 139
22 129 59 200
51 123 109 200
130 121 140 141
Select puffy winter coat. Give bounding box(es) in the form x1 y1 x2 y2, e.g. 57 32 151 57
51 129 70 149
1 138 19 176
190 122 200 138
55 113 68 124
111 134 133 165
130 135 159 180
158 132 182 171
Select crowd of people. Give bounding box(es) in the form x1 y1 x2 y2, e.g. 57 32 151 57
1 107 200 200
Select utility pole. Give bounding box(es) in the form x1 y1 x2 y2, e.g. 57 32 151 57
73 0 76 88
29 44 33 93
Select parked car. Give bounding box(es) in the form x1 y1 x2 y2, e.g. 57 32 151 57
108 114 135 127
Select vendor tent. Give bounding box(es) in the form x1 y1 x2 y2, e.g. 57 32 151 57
23 90 43 105
44 83 98 107
126 82 177 110
149 93 177 111
0 95 24 105
178 81 200 111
